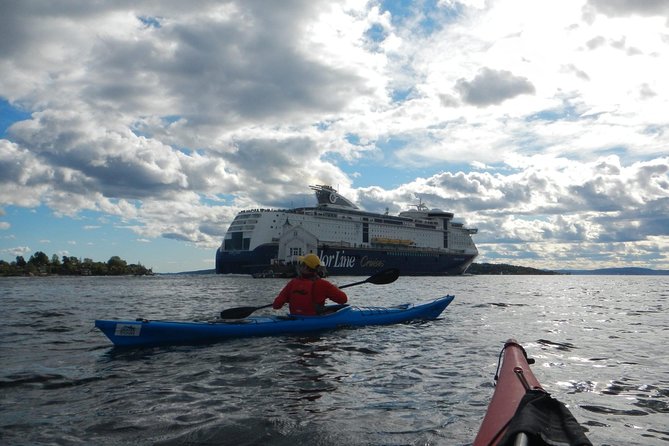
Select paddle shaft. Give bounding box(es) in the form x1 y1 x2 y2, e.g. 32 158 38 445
339 279 368 289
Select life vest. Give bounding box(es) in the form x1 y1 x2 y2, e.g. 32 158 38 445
286 278 320 315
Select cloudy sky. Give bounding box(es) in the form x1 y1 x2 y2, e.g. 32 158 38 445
1 0 668 273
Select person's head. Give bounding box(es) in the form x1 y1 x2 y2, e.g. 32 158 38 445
298 254 322 277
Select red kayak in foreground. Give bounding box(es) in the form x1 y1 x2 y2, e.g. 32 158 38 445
473 339 592 446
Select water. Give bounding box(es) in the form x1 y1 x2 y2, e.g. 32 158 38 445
1 274 667 445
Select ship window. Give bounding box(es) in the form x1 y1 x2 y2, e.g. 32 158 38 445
225 232 245 251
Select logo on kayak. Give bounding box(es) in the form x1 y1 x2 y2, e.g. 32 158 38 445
115 323 142 337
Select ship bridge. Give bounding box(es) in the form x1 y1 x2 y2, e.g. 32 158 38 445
311 185 359 210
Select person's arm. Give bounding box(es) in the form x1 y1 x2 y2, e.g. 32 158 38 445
321 280 348 304
273 281 293 309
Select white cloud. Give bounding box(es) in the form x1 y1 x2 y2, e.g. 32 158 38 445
2 246 31 257
455 68 536 107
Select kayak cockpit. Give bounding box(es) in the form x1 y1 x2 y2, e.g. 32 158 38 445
279 304 352 319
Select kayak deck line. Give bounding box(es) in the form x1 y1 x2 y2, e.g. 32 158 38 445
473 338 592 446
94 295 455 347
129 303 416 325
493 340 542 391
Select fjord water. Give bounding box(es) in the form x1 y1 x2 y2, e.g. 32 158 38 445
1 274 667 445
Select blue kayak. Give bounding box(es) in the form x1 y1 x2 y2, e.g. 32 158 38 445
95 295 454 347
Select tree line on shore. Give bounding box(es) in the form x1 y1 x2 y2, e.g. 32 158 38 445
0 252 153 277
467 263 560 275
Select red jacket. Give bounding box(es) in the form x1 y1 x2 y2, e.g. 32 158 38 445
273 277 348 315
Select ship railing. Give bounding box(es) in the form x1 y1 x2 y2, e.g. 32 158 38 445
360 244 450 253
239 208 288 214
321 240 353 247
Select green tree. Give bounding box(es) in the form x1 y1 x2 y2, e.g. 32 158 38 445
61 256 80 275
0 260 16 276
29 251 50 273
29 251 50 266
91 261 108 275
24 262 38 275
107 256 127 275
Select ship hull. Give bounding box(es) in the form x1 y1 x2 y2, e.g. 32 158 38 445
216 244 476 276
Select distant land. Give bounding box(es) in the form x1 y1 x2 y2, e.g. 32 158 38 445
170 269 216 275
556 267 669 275
472 264 669 275
466 263 559 275
172 264 669 276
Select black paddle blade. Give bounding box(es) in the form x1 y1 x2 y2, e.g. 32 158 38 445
220 303 273 319
338 268 401 289
220 306 259 319
366 268 400 285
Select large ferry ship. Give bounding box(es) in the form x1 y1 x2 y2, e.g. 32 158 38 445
215 185 478 276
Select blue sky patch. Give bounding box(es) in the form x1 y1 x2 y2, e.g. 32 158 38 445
0 99 31 137
391 88 413 102
138 16 161 28
365 23 387 43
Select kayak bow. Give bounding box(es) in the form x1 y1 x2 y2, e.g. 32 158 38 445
95 295 454 347
473 339 592 446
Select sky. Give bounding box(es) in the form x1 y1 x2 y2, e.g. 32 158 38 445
1 0 668 273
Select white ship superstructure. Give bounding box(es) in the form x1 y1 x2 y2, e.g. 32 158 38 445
216 185 478 276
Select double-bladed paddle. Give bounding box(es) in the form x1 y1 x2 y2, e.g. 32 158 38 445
219 268 400 319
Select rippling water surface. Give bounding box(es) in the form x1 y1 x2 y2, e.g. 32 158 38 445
1 274 668 445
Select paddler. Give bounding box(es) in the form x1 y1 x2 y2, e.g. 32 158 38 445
272 254 348 315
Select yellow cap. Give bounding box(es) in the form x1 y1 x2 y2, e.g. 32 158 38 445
299 254 322 270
